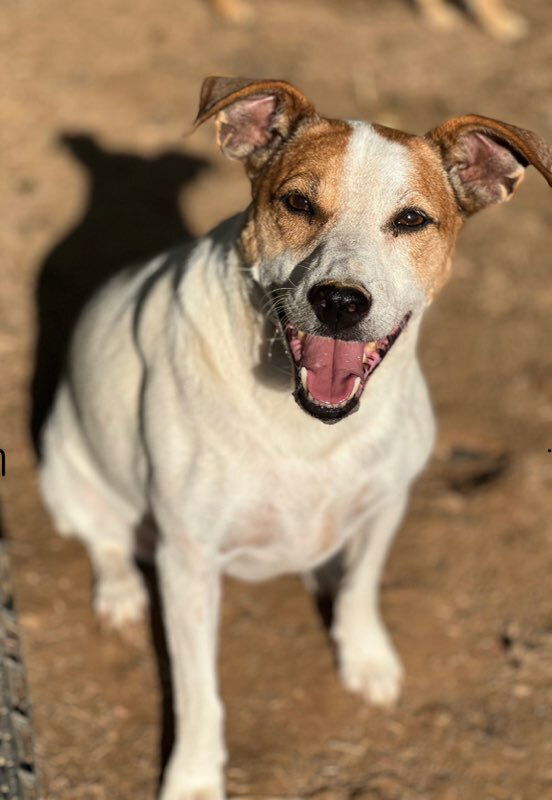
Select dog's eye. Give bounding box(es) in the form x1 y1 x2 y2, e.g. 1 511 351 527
393 208 430 231
283 192 313 215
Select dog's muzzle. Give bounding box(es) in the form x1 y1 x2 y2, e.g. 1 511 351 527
284 313 411 423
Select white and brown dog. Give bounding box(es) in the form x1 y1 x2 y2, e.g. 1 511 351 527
39 77 552 799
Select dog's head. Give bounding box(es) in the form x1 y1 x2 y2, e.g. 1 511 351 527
195 76 552 423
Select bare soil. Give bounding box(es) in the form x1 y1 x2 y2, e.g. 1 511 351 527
1 1 551 798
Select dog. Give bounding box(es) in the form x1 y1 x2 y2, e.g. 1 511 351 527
39 76 552 799
416 0 528 41
207 0 528 41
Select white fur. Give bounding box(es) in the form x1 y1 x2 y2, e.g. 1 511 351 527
40 123 438 800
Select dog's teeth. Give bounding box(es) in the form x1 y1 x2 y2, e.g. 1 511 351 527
347 377 361 402
297 330 306 341
363 342 377 363
300 367 308 392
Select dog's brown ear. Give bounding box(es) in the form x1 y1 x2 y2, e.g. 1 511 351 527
427 115 552 215
194 76 315 174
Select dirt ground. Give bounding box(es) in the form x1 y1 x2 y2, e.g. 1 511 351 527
1 0 552 798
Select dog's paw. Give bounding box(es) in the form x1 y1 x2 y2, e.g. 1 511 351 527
212 0 255 26
159 774 225 800
94 571 148 634
338 635 404 708
481 10 528 42
161 789 223 800
422 3 463 30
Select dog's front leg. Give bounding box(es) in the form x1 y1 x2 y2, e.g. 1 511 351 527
157 538 226 800
332 495 408 709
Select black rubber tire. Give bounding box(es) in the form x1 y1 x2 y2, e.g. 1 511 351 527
0 542 42 800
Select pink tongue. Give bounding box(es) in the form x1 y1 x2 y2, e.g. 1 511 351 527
301 334 365 405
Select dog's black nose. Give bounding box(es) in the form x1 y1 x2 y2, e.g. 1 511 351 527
307 283 372 332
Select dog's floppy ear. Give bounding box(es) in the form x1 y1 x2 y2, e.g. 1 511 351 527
427 115 552 215
194 76 315 175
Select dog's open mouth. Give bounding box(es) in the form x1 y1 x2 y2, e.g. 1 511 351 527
284 313 411 423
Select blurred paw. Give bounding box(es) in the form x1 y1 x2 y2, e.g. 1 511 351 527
420 2 463 30
480 10 528 42
338 634 403 708
161 789 223 800
95 571 148 635
159 771 225 800
210 0 255 25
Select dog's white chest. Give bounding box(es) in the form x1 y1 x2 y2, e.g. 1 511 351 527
218 456 382 581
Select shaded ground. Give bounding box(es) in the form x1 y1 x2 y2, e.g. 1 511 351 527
1 1 551 798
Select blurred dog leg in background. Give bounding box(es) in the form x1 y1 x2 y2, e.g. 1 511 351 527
416 0 528 41
207 0 255 24
416 0 463 30
466 0 528 40
206 1 527 41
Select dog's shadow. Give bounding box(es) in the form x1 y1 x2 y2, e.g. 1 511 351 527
31 131 208 778
30 132 208 451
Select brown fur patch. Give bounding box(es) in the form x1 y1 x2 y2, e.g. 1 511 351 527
372 122 417 146
239 118 352 264
373 125 463 295
401 136 464 296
